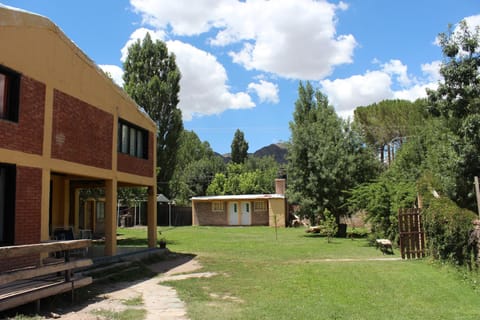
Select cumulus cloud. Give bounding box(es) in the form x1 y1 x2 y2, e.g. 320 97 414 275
120 27 165 62
99 64 124 87
119 28 254 120
321 71 393 118
129 0 356 80
321 59 441 119
247 80 279 104
166 40 254 120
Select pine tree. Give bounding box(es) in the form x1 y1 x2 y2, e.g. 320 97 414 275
231 129 249 164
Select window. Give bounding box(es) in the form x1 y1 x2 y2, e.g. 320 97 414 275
254 201 267 212
0 164 15 245
118 119 148 159
96 201 105 222
212 201 224 212
0 66 20 122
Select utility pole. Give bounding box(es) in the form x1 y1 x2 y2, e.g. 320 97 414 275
474 176 480 217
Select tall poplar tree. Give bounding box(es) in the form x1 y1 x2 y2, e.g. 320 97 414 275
287 82 377 224
123 33 183 197
231 129 249 164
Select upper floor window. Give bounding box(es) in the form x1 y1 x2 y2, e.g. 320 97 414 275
118 119 148 159
0 66 20 122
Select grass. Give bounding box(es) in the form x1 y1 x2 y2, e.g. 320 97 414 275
92 308 146 320
135 226 480 320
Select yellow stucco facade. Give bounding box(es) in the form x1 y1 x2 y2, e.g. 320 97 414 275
0 6 158 256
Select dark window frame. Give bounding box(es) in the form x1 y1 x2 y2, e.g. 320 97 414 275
0 164 16 246
117 119 149 159
0 65 20 123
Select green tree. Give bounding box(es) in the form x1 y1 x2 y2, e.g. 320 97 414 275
206 159 279 195
426 20 480 209
287 81 378 224
123 33 183 197
231 129 249 164
170 130 225 204
354 99 427 164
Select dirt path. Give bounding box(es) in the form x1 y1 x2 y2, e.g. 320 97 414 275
53 254 216 320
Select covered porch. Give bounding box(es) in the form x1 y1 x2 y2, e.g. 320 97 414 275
47 172 158 257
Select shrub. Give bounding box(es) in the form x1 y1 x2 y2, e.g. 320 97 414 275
423 197 476 265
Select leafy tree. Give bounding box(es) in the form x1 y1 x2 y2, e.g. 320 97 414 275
354 99 427 164
287 81 378 225
322 208 338 243
206 159 279 195
123 33 183 197
231 129 249 164
170 130 225 204
426 20 480 209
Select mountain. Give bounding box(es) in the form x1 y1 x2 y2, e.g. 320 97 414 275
219 143 288 164
253 143 288 164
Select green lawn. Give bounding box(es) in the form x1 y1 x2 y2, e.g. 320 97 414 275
122 226 480 320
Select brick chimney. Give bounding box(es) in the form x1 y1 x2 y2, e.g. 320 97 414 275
275 178 286 195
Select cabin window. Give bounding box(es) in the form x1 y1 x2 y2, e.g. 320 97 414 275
212 201 224 212
0 164 15 245
253 201 267 212
118 119 148 159
0 66 20 122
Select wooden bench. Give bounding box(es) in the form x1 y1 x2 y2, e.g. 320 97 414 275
0 239 93 312
376 239 394 255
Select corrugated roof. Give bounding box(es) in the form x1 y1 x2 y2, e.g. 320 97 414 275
191 194 285 201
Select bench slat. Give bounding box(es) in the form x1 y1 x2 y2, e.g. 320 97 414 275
0 259 93 286
0 240 91 258
0 276 92 312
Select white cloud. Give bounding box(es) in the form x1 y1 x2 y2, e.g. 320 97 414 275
99 64 124 87
381 59 411 87
130 0 220 36
166 40 254 120
247 80 279 104
460 14 480 33
120 27 165 62
321 59 441 119
421 61 442 82
129 0 356 80
321 70 393 118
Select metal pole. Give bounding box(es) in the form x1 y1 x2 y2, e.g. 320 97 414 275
475 176 480 217
168 201 172 227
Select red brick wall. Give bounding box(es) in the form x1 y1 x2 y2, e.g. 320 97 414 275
0 76 45 154
193 201 269 226
0 166 42 272
52 90 113 169
117 131 154 177
15 166 42 244
193 202 228 226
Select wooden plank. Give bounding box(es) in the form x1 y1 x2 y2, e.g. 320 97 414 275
0 240 91 258
0 277 92 312
0 259 92 286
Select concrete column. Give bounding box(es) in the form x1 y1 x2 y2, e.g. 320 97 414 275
147 186 157 248
104 179 117 256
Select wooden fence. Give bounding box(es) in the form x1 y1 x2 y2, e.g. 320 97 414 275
398 208 426 259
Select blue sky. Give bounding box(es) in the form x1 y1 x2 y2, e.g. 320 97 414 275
1 0 479 154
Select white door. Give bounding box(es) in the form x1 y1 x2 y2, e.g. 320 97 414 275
240 202 251 225
229 202 239 225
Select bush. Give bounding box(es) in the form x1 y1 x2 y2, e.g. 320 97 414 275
423 197 477 265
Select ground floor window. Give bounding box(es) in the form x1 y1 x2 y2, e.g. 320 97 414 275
0 164 15 245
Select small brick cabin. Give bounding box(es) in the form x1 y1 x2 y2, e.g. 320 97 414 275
0 6 158 272
192 179 287 227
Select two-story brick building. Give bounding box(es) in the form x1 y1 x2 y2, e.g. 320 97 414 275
0 5 158 271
